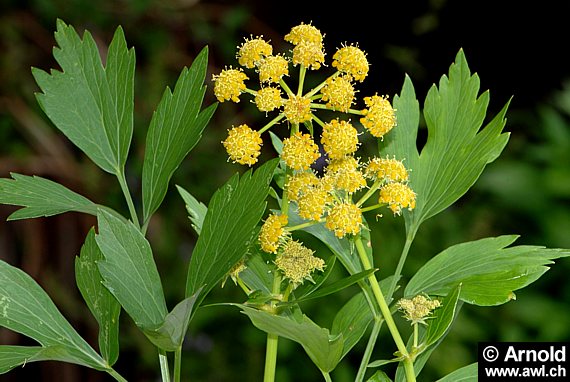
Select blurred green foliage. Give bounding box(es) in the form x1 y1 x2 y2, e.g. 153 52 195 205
1 1 569 381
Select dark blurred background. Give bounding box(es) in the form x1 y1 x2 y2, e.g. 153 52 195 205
1 0 569 381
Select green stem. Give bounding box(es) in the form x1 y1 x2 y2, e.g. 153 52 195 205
311 113 326 128
355 317 383 382
322 371 333 382
387 227 418 302
173 347 182 382
356 179 383 207
413 323 419 349
305 71 340 98
298 65 307 96
117 170 140 229
360 203 384 213
159 349 171 382
263 272 283 382
354 237 416 382
287 220 321 232
106 368 128 382
259 113 285 134
280 78 294 97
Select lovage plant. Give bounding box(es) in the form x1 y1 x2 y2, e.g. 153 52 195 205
0 20 568 382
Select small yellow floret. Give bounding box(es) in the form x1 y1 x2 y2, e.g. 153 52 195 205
360 95 397 138
284 23 323 45
237 36 273 69
379 182 416 215
223 258 247 287
275 240 325 285
397 295 441 325
286 171 319 202
297 184 331 221
327 156 359 173
222 124 263 166
283 95 312 124
259 213 288 253
281 132 320 170
320 75 355 112
325 202 362 237
326 167 366 194
258 55 289 83
292 41 325 70
365 157 409 182
321 119 359 159
332 44 369 82
212 68 248 103
255 87 283 112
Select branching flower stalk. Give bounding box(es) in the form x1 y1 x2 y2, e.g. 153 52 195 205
214 22 418 381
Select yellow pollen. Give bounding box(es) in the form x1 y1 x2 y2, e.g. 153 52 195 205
332 44 369 82
283 95 312 124
327 156 359 173
379 182 417 215
360 94 397 138
321 119 359 159
237 36 273 69
222 124 263 166
365 157 409 182
255 87 283 112
297 184 331 221
284 23 323 45
257 55 289 83
325 202 362 238
212 68 248 103
320 75 355 111
291 41 325 70
274 240 325 285
259 213 288 253
281 132 320 170
286 171 320 202
326 166 366 194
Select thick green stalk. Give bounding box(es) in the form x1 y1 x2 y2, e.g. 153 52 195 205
322 371 332 382
354 237 416 382
387 226 418 302
106 368 128 382
355 317 383 382
173 347 182 382
263 272 283 382
159 349 171 382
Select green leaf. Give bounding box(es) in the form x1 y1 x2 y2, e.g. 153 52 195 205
0 260 106 370
435 363 478 382
0 173 98 220
176 185 207 235
185 159 278 306
366 370 393 382
0 345 116 374
32 20 134 174
291 268 377 304
331 292 374 360
95 209 167 329
141 47 217 224
75 228 121 366
142 291 201 351
423 284 461 349
405 235 570 305
240 305 344 373
382 50 510 234
240 250 275 295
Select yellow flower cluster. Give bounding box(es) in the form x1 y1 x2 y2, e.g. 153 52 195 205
397 295 441 325
379 182 416 215
274 240 325 285
281 132 320 170
214 22 416 252
360 95 397 138
222 124 263 166
259 213 288 253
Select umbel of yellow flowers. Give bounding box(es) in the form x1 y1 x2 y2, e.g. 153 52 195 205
213 22 416 286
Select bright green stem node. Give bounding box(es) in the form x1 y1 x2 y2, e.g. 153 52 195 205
354 237 416 382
